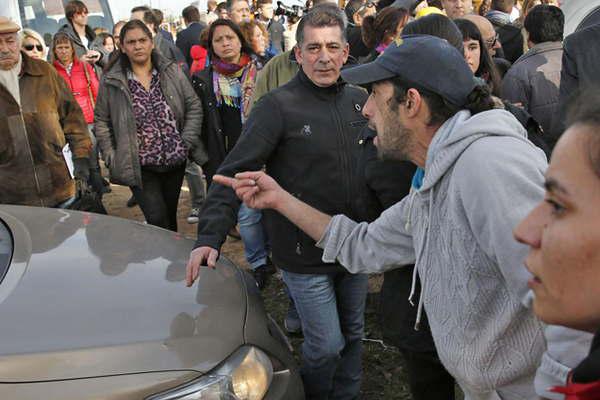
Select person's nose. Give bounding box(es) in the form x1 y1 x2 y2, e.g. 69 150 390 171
514 203 545 249
362 95 375 119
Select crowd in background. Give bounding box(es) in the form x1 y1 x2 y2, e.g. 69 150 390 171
2 0 600 398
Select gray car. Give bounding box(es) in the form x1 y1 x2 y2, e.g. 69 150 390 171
0 205 304 400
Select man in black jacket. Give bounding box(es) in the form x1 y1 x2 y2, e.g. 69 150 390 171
257 0 285 55
186 5 371 399
176 5 207 67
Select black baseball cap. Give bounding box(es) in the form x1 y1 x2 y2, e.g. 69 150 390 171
341 35 476 107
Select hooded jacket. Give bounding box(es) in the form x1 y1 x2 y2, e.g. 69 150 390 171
94 52 206 188
57 23 109 69
317 109 593 399
0 54 91 207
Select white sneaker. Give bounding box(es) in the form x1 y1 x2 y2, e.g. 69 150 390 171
187 208 200 224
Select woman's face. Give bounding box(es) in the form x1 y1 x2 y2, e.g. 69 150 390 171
121 27 153 66
251 25 266 56
212 25 242 63
514 125 600 333
103 36 115 53
22 37 44 60
463 38 481 74
54 41 74 65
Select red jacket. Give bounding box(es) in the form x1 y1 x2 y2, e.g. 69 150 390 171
53 59 99 124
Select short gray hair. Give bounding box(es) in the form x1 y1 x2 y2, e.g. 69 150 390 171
296 4 347 46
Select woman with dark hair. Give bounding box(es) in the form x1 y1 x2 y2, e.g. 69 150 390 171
95 20 205 231
191 18 257 182
514 90 600 399
191 19 272 287
455 18 502 96
360 7 409 63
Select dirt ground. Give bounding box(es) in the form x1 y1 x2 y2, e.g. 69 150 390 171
102 182 414 399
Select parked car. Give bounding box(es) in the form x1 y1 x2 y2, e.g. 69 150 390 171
0 205 304 400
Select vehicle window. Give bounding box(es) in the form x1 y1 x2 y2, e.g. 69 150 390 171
577 7 600 32
0 220 13 285
18 0 114 46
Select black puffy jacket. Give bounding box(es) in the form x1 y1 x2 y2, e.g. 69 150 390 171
195 69 370 274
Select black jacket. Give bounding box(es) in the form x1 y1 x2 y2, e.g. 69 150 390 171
195 69 369 274
572 330 600 384
191 66 229 186
176 22 208 67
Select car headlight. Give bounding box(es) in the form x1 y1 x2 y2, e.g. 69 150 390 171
147 346 273 400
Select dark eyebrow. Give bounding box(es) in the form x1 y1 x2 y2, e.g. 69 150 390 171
544 177 569 196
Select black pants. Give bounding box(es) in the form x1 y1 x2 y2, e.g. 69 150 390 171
401 350 456 400
131 165 185 231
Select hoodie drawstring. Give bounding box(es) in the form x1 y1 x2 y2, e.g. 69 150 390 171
408 188 435 331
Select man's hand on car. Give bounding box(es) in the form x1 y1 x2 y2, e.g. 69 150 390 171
186 246 219 286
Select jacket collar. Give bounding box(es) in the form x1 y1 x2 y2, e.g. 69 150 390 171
104 50 172 86
518 41 563 62
20 52 45 77
296 67 345 98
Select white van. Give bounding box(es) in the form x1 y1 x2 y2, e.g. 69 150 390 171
561 0 600 35
5 0 114 45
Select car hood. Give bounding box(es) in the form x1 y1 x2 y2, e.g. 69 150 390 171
0 206 247 383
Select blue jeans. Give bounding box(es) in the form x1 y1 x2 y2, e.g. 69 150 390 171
282 270 368 400
238 204 269 269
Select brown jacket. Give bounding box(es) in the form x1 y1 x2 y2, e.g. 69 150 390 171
0 54 91 207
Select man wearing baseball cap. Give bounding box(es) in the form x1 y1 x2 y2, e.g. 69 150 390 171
0 16 91 207
213 35 592 399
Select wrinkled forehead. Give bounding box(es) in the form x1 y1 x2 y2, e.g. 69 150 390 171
0 32 19 42
301 25 346 45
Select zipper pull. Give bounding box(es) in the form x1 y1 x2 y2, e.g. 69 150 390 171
296 242 301 255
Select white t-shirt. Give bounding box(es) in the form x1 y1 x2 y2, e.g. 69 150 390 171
80 34 89 50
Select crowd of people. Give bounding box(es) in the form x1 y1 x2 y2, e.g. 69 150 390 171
1 0 600 399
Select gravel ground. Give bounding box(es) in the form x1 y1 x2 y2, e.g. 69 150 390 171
102 182 420 399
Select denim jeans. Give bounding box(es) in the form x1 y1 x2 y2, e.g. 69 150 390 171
238 204 269 269
282 270 368 400
185 161 205 208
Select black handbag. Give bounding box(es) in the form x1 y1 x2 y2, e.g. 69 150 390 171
65 180 107 214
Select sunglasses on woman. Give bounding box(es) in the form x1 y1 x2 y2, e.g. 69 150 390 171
24 44 43 51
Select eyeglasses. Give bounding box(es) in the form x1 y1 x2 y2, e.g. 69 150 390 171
24 44 43 51
356 1 376 13
485 33 499 49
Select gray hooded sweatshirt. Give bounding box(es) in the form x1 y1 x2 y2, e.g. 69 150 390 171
317 109 592 399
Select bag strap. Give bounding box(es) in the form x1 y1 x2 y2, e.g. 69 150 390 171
82 61 96 109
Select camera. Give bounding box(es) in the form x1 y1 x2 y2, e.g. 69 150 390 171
275 1 307 18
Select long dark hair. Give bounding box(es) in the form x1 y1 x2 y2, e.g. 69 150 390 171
361 7 408 50
207 19 255 62
454 18 502 97
105 19 154 73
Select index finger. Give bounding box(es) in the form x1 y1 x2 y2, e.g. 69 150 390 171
213 174 236 188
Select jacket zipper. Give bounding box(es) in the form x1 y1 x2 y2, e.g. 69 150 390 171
331 97 353 212
18 108 44 207
109 77 142 188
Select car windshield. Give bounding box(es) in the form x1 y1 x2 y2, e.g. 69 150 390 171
0 220 13 285
17 0 114 46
